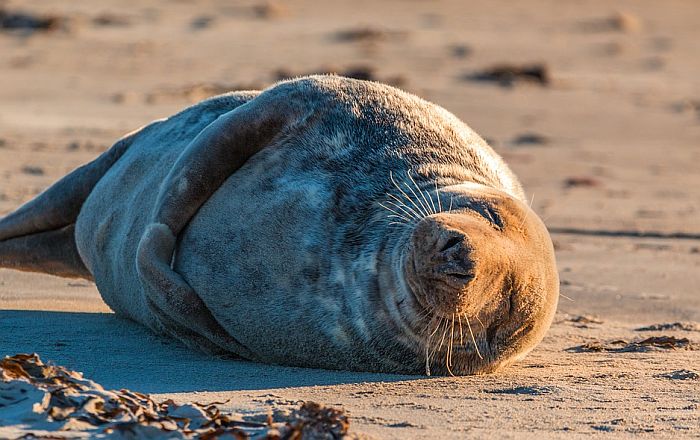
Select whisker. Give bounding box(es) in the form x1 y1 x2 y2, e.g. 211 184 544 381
390 171 430 219
517 192 535 230
435 181 442 213
517 210 529 230
380 202 413 220
428 317 443 338
425 346 430 375
387 222 411 228
443 316 456 377
387 220 409 225
425 187 437 216
415 309 434 326
417 305 433 317
448 316 455 371
457 314 464 345
379 200 417 222
386 213 413 224
390 170 426 217
425 317 442 376
425 319 443 375
425 343 430 376
425 316 443 343
384 197 420 220
475 315 485 330
385 196 416 214
386 216 409 223
465 317 484 360
406 172 435 216
415 174 437 215
432 320 450 374
429 318 447 361
385 195 422 221
448 195 454 213
437 319 449 352
560 293 575 302
445 346 455 376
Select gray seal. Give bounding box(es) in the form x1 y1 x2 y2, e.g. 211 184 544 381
0 75 558 375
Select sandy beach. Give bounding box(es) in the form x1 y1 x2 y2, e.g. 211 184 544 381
1 0 699 438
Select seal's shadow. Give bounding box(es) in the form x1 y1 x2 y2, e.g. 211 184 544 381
0 310 411 394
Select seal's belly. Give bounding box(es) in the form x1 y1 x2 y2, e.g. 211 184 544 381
175 145 376 368
77 124 384 369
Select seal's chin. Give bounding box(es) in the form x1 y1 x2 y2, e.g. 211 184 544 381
399 188 559 375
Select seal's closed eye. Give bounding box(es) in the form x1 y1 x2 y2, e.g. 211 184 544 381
466 201 504 229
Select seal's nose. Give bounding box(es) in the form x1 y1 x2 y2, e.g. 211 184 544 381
411 214 484 306
432 232 475 286
407 216 482 316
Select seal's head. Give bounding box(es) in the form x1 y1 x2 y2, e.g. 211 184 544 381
400 183 558 375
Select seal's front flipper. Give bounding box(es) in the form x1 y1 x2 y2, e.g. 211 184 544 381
136 81 321 354
137 223 248 356
0 136 134 279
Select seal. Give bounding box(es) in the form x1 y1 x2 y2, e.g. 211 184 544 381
0 75 558 375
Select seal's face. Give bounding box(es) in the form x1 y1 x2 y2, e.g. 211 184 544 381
402 184 558 375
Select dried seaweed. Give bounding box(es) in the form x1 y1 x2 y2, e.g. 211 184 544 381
568 336 693 353
655 370 699 381
466 63 550 87
0 354 363 439
636 322 699 332
0 9 63 33
563 176 601 188
563 315 603 325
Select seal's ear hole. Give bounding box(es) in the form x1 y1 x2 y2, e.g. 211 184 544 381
440 236 462 253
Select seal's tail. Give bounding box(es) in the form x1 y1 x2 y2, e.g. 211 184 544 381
0 135 134 279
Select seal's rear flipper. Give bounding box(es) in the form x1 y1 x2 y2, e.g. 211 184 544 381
0 136 134 279
0 225 91 279
137 80 321 353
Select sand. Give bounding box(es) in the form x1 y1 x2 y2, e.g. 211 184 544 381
1 0 699 438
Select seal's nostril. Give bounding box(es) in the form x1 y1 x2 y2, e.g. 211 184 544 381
439 236 462 252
